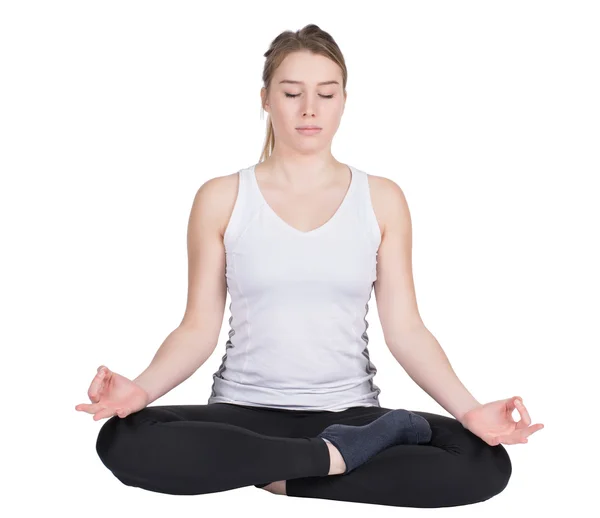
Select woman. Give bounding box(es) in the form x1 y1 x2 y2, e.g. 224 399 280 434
75 24 544 508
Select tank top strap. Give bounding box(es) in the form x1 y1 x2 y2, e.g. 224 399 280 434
223 166 264 250
350 167 382 251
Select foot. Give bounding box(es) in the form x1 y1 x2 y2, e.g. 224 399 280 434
317 409 432 474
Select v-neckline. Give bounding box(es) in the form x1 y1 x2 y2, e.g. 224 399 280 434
250 163 356 237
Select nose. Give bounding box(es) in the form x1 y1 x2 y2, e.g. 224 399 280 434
301 95 317 117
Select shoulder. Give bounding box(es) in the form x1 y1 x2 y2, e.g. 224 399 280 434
366 173 411 238
191 171 240 238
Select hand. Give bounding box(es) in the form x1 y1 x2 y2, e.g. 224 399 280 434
75 365 150 421
460 396 544 446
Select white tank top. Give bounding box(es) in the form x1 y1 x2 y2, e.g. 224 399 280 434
207 163 382 412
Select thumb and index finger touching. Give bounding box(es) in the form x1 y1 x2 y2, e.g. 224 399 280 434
75 365 114 416
508 396 545 439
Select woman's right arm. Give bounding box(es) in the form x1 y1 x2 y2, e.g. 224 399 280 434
132 176 231 405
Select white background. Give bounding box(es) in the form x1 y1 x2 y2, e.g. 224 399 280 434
2 1 598 516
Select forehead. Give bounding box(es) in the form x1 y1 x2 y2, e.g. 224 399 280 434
274 51 342 85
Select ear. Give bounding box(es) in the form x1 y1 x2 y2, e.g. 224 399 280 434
261 87 270 113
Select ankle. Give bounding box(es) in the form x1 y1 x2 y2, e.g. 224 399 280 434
324 439 346 475
261 480 287 495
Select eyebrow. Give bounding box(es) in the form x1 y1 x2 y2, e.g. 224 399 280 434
279 79 340 86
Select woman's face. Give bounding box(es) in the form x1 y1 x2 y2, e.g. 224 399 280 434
262 51 346 153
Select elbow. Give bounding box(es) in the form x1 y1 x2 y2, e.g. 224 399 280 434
385 323 429 351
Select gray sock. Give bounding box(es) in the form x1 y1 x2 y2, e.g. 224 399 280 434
318 409 432 474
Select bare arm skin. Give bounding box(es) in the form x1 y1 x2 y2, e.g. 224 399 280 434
371 176 481 423
133 174 237 405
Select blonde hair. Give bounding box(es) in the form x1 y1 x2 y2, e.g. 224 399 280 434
259 24 348 163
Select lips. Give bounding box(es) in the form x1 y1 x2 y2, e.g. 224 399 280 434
296 127 322 135
296 126 321 129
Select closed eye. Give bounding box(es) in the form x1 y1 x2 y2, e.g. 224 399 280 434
285 93 334 99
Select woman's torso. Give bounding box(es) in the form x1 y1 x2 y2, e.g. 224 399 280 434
206 161 386 412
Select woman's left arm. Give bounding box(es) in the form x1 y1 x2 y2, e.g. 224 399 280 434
383 325 482 424
371 177 544 445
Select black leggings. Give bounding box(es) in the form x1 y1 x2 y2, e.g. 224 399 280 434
95 402 512 508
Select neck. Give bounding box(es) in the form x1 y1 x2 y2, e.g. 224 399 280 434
260 151 341 189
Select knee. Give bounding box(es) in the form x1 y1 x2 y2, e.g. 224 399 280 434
471 443 512 501
95 415 124 471
96 407 161 471
96 412 147 473
491 443 512 494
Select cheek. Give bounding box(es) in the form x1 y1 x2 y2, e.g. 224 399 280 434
317 101 343 122
323 107 344 131
270 103 297 126
331 101 345 118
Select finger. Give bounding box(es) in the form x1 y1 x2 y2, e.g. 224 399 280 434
93 406 117 421
115 407 130 418
497 434 523 445
488 436 501 446
513 398 531 428
505 423 542 444
88 369 107 403
522 423 545 438
506 397 519 417
75 402 104 414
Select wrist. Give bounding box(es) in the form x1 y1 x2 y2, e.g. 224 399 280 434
457 401 483 426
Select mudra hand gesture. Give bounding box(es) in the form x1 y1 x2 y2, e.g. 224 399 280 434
75 365 149 421
460 396 544 446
